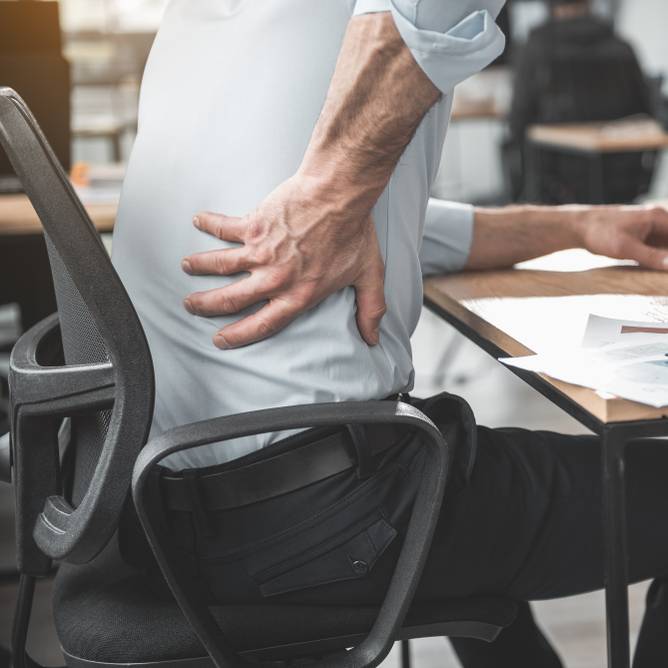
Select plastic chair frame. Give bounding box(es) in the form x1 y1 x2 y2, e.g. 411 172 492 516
0 87 514 668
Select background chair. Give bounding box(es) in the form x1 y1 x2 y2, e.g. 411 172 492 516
0 87 517 668
507 14 658 204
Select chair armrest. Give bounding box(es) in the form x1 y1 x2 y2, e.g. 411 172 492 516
132 400 450 668
10 314 114 412
10 314 114 574
10 315 119 573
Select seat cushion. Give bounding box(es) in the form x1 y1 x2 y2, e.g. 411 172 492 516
53 543 517 665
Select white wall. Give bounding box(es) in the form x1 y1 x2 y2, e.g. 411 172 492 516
617 0 668 92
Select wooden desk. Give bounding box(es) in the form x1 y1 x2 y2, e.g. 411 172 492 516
528 118 668 154
426 252 668 423
0 193 117 236
424 250 668 668
451 97 504 122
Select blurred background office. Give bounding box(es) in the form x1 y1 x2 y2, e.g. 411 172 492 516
0 1 667 666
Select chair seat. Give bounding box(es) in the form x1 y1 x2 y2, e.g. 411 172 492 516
54 547 517 667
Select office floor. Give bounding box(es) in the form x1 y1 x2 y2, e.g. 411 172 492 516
0 310 652 667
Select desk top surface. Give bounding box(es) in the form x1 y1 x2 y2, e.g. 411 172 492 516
528 119 668 154
424 249 668 425
451 97 504 122
0 193 117 236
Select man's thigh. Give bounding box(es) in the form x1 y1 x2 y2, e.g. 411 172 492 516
417 426 668 602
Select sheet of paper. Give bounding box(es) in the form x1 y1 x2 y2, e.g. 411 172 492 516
460 295 668 355
583 314 668 347
501 318 668 407
516 249 633 273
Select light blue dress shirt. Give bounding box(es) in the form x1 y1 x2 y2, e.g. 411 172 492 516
354 0 505 91
112 0 503 470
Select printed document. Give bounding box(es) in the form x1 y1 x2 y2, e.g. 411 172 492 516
501 315 668 407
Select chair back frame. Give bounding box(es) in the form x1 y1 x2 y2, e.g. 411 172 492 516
0 87 154 570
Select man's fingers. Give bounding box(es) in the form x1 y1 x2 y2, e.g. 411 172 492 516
648 205 668 224
623 237 668 271
213 298 298 349
646 206 668 243
182 247 251 276
194 211 245 242
354 261 386 346
184 275 268 317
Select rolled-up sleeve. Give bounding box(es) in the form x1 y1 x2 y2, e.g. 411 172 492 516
419 198 475 276
353 0 506 93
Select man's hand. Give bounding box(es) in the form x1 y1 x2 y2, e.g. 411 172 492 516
181 12 440 350
182 175 386 349
578 205 668 270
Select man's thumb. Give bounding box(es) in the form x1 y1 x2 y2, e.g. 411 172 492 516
354 264 387 346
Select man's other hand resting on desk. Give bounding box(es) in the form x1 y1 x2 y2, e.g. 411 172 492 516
438 202 668 273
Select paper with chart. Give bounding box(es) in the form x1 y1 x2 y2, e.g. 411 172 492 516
582 314 668 348
501 315 668 407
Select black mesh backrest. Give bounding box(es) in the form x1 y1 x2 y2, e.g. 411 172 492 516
44 235 108 365
0 88 154 565
43 235 113 505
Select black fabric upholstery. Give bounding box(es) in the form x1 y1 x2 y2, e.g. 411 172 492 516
53 542 516 664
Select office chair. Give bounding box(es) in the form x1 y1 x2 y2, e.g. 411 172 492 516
0 87 518 668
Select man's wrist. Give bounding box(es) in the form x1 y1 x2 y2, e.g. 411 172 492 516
553 205 593 250
519 204 590 249
293 164 378 226
296 148 387 220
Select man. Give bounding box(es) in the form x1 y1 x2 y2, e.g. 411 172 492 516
508 0 653 202
113 2 668 665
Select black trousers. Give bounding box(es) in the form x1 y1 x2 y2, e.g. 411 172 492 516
156 395 668 667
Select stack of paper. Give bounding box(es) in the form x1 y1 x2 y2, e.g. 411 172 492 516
502 315 668 408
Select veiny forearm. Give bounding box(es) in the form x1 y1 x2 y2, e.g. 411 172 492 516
299 12 441 216
465 205 588 270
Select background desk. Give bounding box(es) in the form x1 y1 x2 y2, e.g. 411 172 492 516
526 119 668 204
0 193 116 236
528 120 668 154
0 193 116 328
424 249 668 668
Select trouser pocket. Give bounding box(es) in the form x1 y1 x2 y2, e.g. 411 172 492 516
249 511 397 597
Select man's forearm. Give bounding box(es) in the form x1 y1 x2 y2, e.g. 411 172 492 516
299 12 441 215
465 205 587 270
